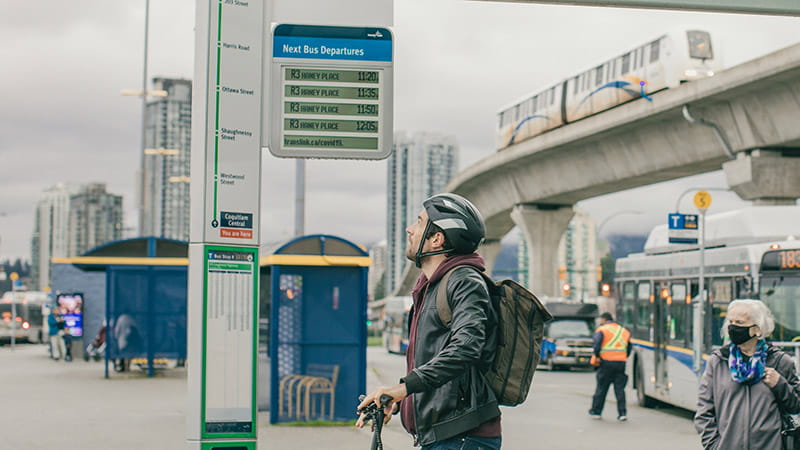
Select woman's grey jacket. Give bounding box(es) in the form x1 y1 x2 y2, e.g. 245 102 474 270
695 344 800 450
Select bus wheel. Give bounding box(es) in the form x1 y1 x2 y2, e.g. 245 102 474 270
636 364 656 408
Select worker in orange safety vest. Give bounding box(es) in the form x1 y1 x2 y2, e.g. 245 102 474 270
588 312 631 422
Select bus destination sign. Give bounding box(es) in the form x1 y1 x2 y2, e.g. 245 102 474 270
762 249 800 271
270 25 393 159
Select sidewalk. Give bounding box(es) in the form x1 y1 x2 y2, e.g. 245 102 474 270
0 344 410 450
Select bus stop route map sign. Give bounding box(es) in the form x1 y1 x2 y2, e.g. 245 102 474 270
269 24 393 159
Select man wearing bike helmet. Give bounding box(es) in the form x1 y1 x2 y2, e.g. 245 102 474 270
358 193 501 449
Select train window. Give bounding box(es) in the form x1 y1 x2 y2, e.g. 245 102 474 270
687 30 713 60
650 41 660 62
595 66 603 86
532 96 538 112
573 76 579 95
514 104 520 121
621 53 631 74
550 87 556 105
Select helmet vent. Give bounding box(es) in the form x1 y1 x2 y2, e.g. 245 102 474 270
434 218 467 230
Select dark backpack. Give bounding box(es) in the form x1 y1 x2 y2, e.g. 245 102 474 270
436 265 553 406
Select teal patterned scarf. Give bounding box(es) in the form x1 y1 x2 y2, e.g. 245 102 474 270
729 340 768 385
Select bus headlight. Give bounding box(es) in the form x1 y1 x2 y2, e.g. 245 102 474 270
684 69 698 77
22 322 29 330
706 70 715 77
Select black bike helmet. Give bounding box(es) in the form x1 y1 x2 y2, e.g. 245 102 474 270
414 193 486 268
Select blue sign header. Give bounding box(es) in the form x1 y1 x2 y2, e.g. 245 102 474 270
668 213 698 230
273 25 392 62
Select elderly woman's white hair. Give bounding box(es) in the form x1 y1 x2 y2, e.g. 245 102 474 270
721 299 776 339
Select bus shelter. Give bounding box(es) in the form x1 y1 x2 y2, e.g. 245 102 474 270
52 237 188 377
267 235 370 424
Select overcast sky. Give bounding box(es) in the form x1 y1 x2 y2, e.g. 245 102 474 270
1 0 798 261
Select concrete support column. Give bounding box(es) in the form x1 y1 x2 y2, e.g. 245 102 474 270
724 150 800 205
511 204 574 298
477 239 503 275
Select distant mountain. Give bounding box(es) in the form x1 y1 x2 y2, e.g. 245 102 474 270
606 234 648 259
487 234 647 281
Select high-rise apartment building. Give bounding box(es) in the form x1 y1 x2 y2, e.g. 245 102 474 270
31 183 123 289
386 131 458 295
141 77 192 241
518 209 599 300
69 183 124 256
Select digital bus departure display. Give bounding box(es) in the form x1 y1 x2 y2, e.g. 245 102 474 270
270 25 393 159
761 249 800 271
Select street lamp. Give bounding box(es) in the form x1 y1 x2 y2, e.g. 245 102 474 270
596 210 644 237
118 0 153 236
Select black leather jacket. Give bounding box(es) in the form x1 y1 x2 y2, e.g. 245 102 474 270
402 266 501 446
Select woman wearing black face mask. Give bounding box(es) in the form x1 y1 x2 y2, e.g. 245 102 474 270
695 299 800 450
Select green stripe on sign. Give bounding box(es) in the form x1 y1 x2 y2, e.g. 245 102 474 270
208 262 253 271
283 135 379 150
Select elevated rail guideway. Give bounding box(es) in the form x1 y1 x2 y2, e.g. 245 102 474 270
426 43 800 298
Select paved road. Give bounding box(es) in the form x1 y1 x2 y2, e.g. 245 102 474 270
368 346 702 450
0 344 701 449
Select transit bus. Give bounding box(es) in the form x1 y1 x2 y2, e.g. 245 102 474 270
382 296 412 354
0 291 51 344
614 206 800 410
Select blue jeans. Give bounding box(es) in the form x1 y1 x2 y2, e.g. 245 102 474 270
421 436 502 450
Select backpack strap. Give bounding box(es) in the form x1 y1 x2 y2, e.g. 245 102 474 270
435 265 482 328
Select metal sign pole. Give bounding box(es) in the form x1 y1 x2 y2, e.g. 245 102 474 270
187 0 264 448
693 191 711 376
694 209 706 375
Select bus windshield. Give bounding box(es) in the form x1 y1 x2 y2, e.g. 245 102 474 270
548 319 593 339
760 274 800 341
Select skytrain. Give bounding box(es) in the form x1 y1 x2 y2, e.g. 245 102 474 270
496 29 721 150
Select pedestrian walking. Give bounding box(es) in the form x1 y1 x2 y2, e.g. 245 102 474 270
357 193 502 449
695 299 800 450
588 312 631 421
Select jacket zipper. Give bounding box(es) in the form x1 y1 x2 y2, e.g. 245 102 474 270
411 284 429 447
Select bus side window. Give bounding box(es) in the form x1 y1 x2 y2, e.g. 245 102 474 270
710 278 733 347
621 281 636 327
670 282 688 345
636 282 651 331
